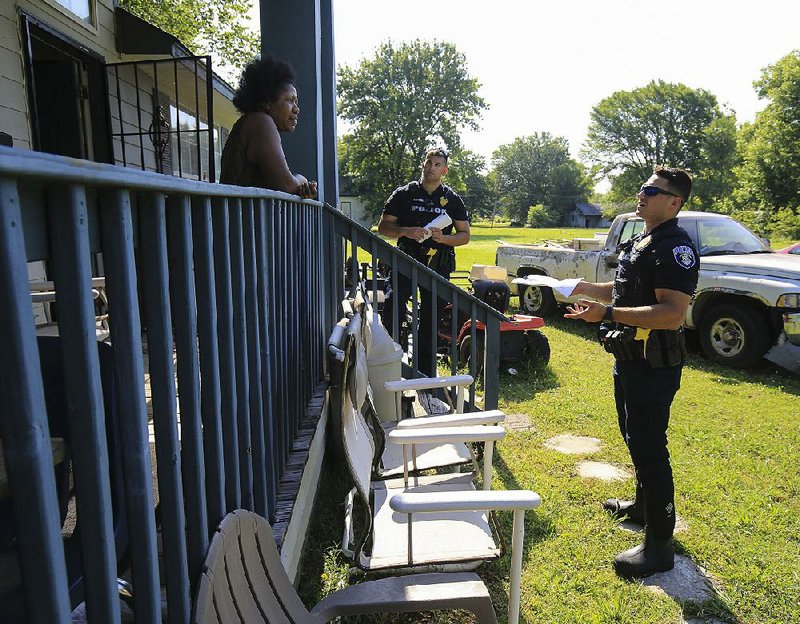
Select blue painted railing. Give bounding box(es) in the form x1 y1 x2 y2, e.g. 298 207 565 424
0 146 503 623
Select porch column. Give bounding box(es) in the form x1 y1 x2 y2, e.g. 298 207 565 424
260 0 339 205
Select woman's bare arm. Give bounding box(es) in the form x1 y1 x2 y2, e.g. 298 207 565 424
243 113 308 194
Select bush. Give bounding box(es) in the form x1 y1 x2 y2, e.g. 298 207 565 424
731 207 800 239
768 207 800 239
527 204 559 227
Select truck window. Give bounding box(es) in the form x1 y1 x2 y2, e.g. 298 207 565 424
619 219 644 244
697 218 770 256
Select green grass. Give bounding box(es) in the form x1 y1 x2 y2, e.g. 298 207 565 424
299 225 800 623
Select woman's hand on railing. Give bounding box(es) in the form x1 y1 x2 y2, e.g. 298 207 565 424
298 180 318 199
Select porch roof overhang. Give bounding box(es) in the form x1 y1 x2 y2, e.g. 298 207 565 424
114 7 176 55
113 7 235 102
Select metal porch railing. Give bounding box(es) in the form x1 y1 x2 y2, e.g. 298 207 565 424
334 217 506 410
0 146 503 624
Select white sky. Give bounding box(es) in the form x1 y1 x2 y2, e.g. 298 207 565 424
251 0 800 168
333 0 799 164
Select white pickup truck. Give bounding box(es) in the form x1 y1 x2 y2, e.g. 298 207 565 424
496 211 800 368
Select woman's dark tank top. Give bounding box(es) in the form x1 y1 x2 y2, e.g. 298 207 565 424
219 115 262 187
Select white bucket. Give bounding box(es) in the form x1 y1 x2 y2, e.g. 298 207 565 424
367 343 403 422
365 309 404 422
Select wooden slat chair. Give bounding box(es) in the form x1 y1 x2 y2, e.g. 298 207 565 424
193 509 498 624
336 312 541 624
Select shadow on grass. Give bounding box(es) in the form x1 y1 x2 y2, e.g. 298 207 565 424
296 455 352 608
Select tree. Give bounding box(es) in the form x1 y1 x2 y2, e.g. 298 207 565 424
119 0 259 73
583 80 737 210
444 151 497 219
337 40 487 220
492 133 592 224
733 51 800 212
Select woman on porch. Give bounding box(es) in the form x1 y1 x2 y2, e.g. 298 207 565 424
220 54 317 198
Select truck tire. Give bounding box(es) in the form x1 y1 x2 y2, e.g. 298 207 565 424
520 284 556 317
698 303 772 368
525 330 551 368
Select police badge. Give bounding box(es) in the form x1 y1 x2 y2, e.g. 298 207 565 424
672 245 696 269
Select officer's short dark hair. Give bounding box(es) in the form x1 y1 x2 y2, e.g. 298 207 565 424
655 167 692 206
232 54 297 113
425 147 449 163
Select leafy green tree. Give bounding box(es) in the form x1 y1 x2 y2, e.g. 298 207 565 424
444 151 497 219
337 40 487 219
733 51 800 212
119 0 259 72
583 80 737 209
492 132 592 224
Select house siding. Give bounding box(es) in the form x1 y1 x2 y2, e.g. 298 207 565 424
0 11 29 147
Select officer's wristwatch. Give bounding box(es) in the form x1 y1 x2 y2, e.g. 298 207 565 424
603 305 614 322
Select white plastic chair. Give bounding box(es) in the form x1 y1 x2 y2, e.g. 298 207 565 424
335 312 541 624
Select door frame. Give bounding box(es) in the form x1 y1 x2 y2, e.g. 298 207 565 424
20 11 113 163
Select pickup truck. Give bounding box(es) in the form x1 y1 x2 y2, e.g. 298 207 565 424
496 211 800 369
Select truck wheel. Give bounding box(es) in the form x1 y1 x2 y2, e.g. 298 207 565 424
520 284 556 316
458 334 485 373
525 330 551 368
699 303 771 368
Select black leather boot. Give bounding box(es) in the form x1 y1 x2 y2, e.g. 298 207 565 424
602 498 644 525
613 537 674 579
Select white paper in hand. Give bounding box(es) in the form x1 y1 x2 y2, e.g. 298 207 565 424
419 213 453 241
512 275 581 297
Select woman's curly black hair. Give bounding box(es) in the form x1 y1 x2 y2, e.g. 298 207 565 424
232 54 297 113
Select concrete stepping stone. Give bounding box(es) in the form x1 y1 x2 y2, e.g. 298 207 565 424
504 413 536 432
577 460 631 481
641 554 715 604
544 434 602 454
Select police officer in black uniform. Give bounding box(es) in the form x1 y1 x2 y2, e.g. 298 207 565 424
565 167 699 579
378 147 471 376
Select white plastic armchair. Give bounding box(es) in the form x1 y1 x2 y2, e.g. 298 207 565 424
390 489 542 624
387 424 504 490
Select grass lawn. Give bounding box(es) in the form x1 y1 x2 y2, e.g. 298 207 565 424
298 224 800 623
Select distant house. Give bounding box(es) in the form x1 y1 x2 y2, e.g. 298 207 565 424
567 202 609 229
338 174 374 229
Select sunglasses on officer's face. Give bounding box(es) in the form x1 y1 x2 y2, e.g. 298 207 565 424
639 184 678 197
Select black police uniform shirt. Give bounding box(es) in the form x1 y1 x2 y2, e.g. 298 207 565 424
383 181 468 260
612 217 699 308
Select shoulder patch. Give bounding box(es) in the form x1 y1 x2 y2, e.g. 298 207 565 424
672 245 696 269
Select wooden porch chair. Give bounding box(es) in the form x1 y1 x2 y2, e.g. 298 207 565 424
336 312 541 624
192 509 498 624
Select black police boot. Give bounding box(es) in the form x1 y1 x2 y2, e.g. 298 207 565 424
602 498 644 525
613 537 674 579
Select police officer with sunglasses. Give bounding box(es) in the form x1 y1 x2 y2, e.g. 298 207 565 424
565 167 699 579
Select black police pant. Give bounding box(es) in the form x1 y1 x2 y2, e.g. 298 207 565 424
613 359 682 540
381 260 451 377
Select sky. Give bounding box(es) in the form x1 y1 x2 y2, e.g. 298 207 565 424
249 0 800 168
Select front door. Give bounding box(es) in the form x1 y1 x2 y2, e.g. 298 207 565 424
22 17 111 162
